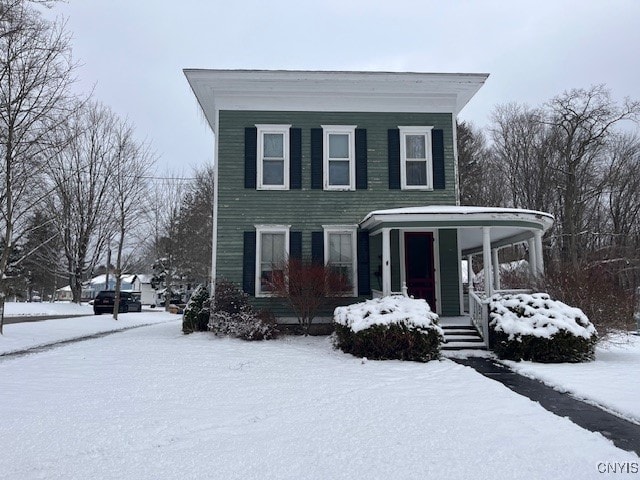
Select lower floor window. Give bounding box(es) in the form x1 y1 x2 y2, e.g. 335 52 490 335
257 227 289 295
325 227 357 296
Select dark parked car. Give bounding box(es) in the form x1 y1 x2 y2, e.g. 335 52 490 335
93 291 142 315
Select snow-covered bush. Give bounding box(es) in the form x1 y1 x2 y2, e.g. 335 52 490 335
209 279 278 341
489 293 597 362
333 296 444 362
182 284 210 334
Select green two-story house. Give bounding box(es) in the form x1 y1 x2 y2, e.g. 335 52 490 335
184 70 553 329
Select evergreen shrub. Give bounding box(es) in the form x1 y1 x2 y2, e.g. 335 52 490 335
333 296 443 362
489 293 598 362
182 284 210 334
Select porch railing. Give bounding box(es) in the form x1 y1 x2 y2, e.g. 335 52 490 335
372 283 410 299
469 290 490 347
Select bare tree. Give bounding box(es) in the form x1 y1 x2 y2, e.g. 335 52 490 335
267 258 351 335
491 103 557 213
145 171 186 310
46 102 117 303
110 119 155 319
457 120 504 206
545 85 640 266
0 0 75 332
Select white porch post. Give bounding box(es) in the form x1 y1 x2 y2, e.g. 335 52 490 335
382 228 391 296
534 230 544 275
492 248 501 291
482 227 493 297
467 254 474 292
528 237 537 278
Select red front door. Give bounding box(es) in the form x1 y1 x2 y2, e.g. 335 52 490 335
404 232 436 309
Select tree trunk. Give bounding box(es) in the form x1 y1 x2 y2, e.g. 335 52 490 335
0 291 5 335
165 263 173 312
112 227 125 320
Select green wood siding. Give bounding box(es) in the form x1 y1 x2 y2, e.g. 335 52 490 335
217 110 456 312
438 229 460 316
369 234 382 292
391 230 400 292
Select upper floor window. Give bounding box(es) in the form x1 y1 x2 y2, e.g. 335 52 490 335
255 225 290 296
399 126 433 190
256 124 291 190
322 125 356 191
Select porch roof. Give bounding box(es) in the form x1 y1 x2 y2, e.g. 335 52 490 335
359 206 554 255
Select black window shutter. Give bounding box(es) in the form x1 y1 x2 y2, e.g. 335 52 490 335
357 231 371 296
289 231 302 260
432 129 445 189
310 128 323 189
311 231 324 264
244 127 257 189
289 128 302 189
242 231 256 295
355 128 368 190
388 129 400 189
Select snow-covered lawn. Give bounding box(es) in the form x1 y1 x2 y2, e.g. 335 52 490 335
0 311 176 355
503 334 640 424
0 321 636 480
3 301 93 317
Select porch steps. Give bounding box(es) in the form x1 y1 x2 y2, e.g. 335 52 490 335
441 325 487 351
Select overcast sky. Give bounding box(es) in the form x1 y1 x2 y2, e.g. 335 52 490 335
46 0 640 173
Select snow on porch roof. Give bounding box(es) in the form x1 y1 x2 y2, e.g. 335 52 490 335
360 205 554 255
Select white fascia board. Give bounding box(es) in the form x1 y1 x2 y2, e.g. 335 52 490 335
183 69 489 131
184 70 218 132
360 211 554 232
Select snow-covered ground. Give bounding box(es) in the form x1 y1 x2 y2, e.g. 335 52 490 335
0 311 176 355
3 301 93 317
503 334 640 424
0 321 636 480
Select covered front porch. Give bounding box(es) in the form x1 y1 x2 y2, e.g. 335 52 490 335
359 206 554 348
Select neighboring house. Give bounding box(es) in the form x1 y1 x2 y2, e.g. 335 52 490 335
56 274 154 303
136 274 158 306
184 70 553 324
55 285 93 302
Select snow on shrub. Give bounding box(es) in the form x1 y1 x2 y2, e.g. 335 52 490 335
182 284 210 334
209 279 278 341
489 293 597 363
333 295 444 362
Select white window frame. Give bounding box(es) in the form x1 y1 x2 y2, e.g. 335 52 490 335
399 126 434 190
323 225 358 297
256 124 291 190
322 125 356 191
255 225 290 297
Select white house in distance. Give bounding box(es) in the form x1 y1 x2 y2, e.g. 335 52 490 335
56 274 157 305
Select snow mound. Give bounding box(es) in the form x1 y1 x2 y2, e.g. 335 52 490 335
334 295 442 334
489 293 596 340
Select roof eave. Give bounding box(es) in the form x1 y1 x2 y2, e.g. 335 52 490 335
183 69 489 131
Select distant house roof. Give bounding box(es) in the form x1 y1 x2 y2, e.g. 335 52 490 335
136 274 152 284
57 274 141 292
88 274 137 285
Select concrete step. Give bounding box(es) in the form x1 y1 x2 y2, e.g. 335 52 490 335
442 341 488 351
441 324 486 351
443 329 480 336
445 335 484 343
